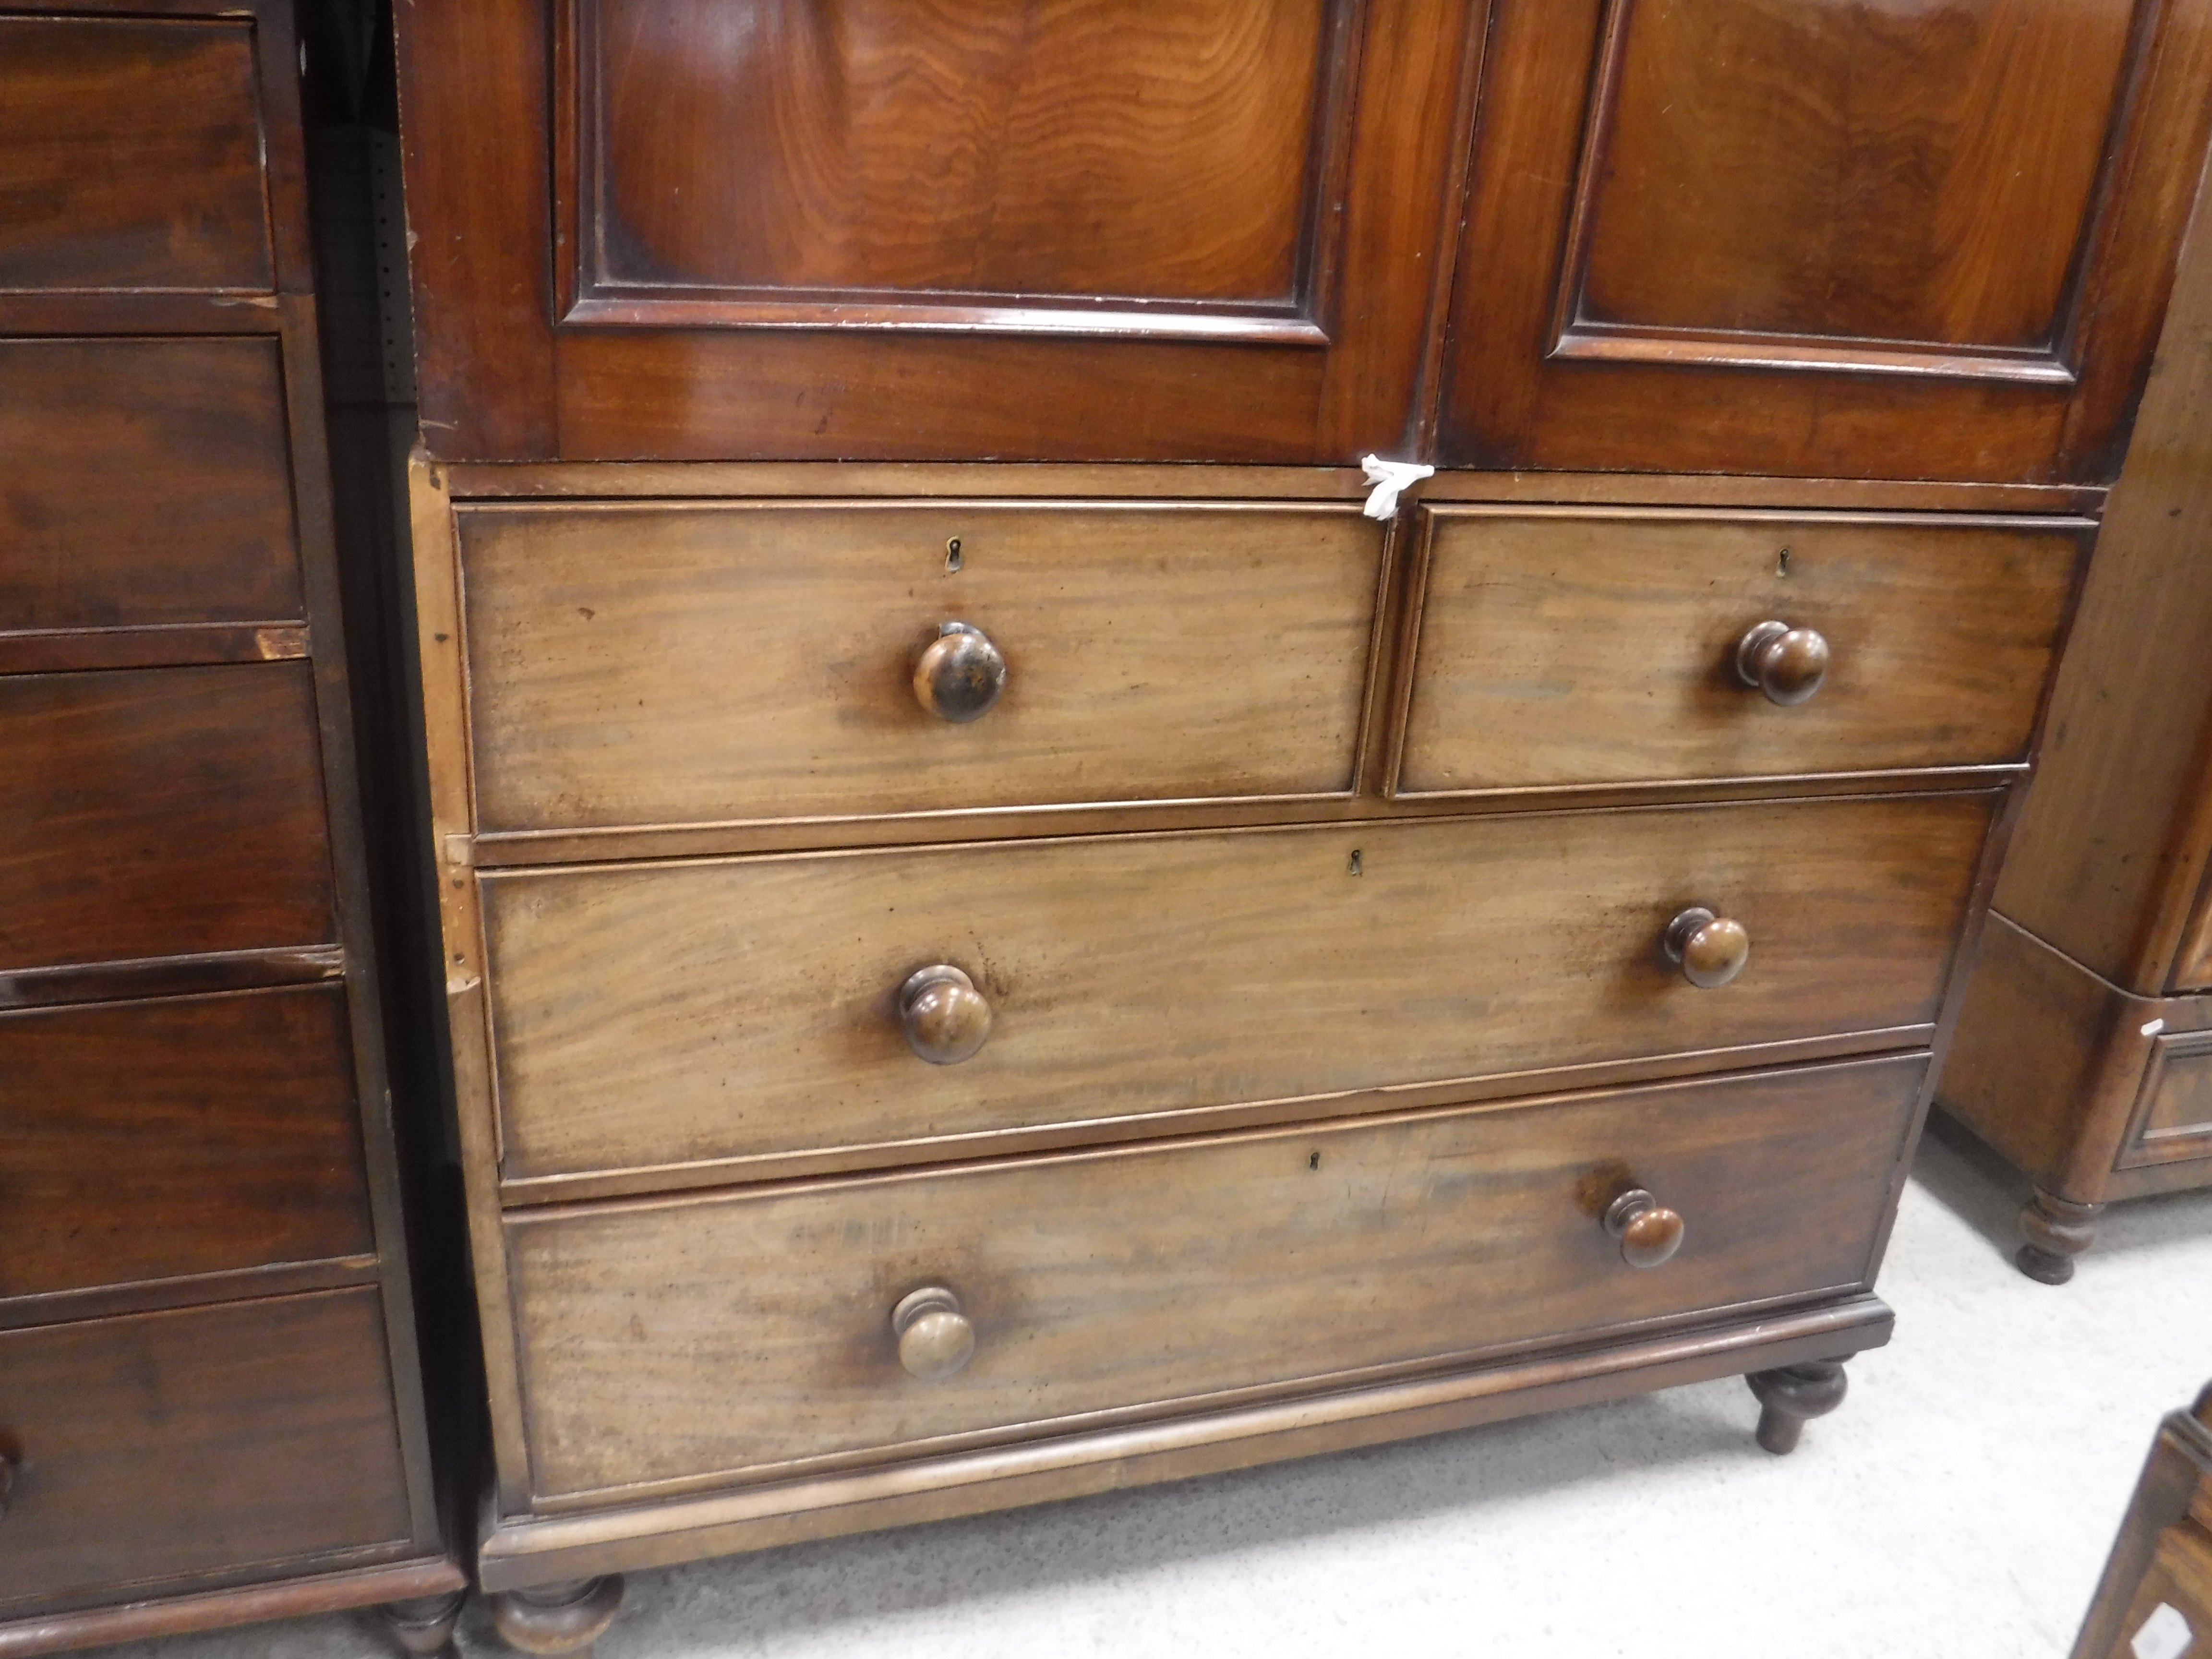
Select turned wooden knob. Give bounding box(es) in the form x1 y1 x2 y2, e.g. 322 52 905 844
1603 1188 1685 1268
899 964 991 1064
913 621 1006 721
1735 620 1829 706
892 1286 975 1381
1663 906 1749 989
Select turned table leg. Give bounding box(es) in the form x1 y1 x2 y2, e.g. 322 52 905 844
376 1591 467 1659
1745 1359 1850 1455
2018 1187 2104 1285
489 1576 625 1656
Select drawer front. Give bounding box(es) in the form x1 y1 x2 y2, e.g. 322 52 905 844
510 1055 1923 1499
0 1290 412 1609
0 664 334 974
0 988 372 1303
1395 509 2084 794
0 340 302 634
483 793 1990 1182
2117 1029 2212 1171
0 15 272 293
456 501 1385 832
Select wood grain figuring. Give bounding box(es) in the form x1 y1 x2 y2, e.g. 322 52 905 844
0 339 302 633
0 987 372 1302
0 664 335 974
1437 0 2212 481
0 1291 411 1610
480 795 1990 1182
0 15 272 293
506 1056 1921 1501
1394 509 2084 793
457 502 1384 831
1571 0 2137 360
398 0 1482 460
571 0 1344 336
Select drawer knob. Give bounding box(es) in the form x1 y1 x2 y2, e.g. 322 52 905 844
1735 620 1829 706
914 622 1006 722
900 964 992 1064
1663 906 1750 989
1604 1189 1686 1268
892 1286 975 1381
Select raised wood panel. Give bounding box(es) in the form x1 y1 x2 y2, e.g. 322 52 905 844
0 339 303 635
0 665 335 975
1565 0 2139 375
0 15 272 294
1437 0 2212 481
480 795 1990 1184
2118 1028 2212 1168
457 501 1384 833
1394 509 2085 794
397 0 1483 460
0 1291 411 1610
566 0 1355 342
0 988 372 1303
507 1056 1920 1501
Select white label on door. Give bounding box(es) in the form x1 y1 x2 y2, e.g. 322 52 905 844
2134 1601 2195 1659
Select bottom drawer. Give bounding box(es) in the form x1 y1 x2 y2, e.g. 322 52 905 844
0 1289 412 1610
509 1054 1924 1503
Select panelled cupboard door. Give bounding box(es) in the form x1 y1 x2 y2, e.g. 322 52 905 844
397 0 1483 462
1437 0 2212 483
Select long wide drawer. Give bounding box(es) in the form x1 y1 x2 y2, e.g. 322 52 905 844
1393 507 2086 794
454 499 1386 832
0 987 373 1305
0 1289 412 1610
508 1055 1923 1502
482 793 1991 1184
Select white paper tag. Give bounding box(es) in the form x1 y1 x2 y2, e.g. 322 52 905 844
2143 1017 2167 1037
1360 454 1435 522
2133 1601 2194 1659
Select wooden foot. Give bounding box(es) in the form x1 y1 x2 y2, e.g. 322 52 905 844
1746 1359 1849 1455
376 1591 467 1659
2017 1188 2103 1284
489 1576 624 1656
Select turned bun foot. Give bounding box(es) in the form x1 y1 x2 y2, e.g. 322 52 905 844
2017 1188 2104 1285
376 1590 467 1658
490 1576 625 1656
1746 1359 1849 1455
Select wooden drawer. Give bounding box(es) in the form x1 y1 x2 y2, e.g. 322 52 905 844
2117 1029 2212 1172
0 664 334 977
0 988 372 1305
0 1290 412 1610
508 1055 1923 1501
0 340 302 637
482 793 1990 1186
1393 508 2085 795
0 14 272 294
454 500 1386 833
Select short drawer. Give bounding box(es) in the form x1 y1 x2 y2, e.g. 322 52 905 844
454 499 1386 832
508 1055 1923 1501
0 663 335 976
0 15 272 293
0 339 302 636
0 1290 412 1610
1392 507 2086 794
482 792 1990 1184
0 987 373 1305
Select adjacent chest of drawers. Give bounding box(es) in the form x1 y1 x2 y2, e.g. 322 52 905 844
2073 1386 2212 1659
0 3 460 1651
393 0 2212 1643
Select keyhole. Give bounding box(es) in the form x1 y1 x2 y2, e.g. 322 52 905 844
1776 547 1791 577
946 537 963 574
1348 849 1363 877
1309 1151 1322 1171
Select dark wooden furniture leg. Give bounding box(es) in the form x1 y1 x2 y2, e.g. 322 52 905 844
1746 1360 1850 1455
2019 1188 2105 1285
489 1577 625 1656
377 1590 468 1658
